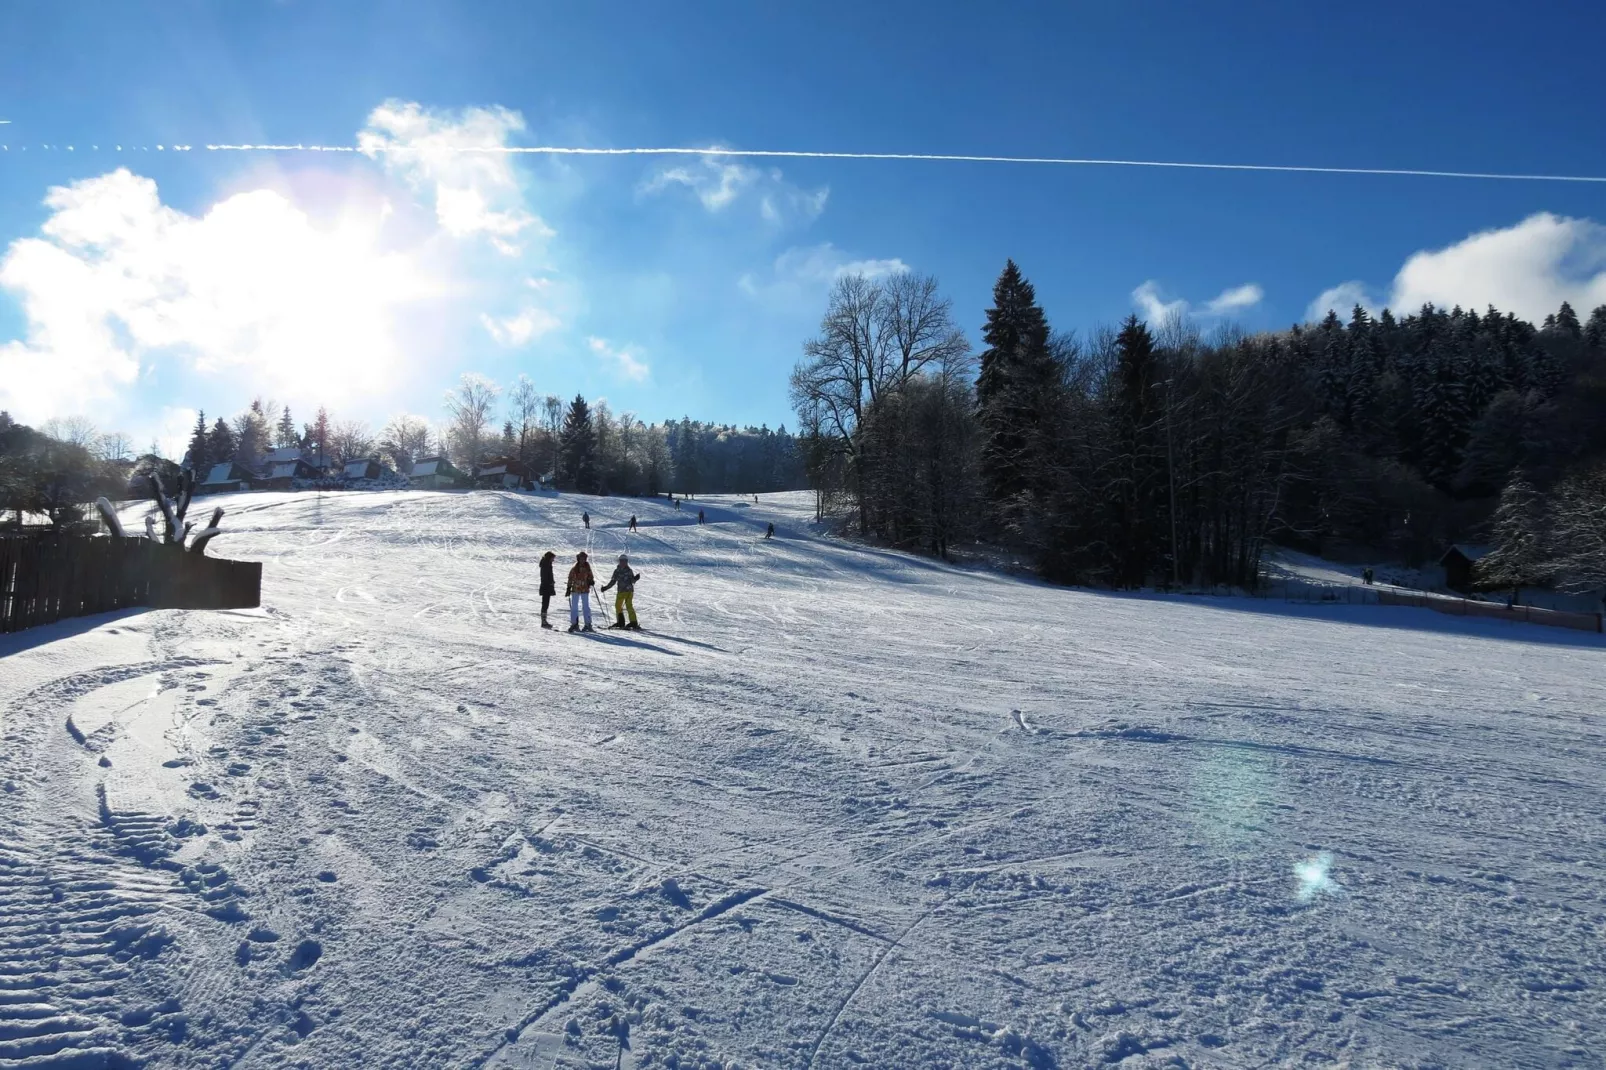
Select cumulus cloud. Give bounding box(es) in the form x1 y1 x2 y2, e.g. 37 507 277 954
0 168 437 423
642 156 828 225
1306 281 1376 324
359 99 551 256
1389 213 1606 322
740 242 908 294
1305 213 1606 326
586 336 650 382
1132 279 1262 325
1204 283 1264 315
481 306 561 347
1131 280 1189 325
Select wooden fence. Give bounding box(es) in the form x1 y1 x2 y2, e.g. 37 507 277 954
0 534 261 633
1268 578 1603 634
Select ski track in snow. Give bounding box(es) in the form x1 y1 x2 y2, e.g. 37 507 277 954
1 488 1603 1068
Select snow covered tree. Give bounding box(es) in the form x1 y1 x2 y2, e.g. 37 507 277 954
1478 470 1549 598
329 421 375 466
232 401 271 468
558 395 598 493
444 373 500 476
1545 464 1606 593
379 414 432 473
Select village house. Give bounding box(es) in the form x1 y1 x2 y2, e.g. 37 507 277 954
198 461 255 494
407 456 464 488
342 458 394 482
474 458 531 489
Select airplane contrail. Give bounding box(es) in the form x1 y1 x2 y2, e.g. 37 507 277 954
197 142 1606 184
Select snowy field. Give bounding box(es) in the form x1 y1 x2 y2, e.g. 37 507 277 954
3 489 1604 1069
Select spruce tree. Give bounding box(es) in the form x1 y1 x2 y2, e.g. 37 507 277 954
1110 315 1167 587
185 411 209 472
558 395 598 493
1584 305 1606 350
276 406 297 449
206 418 236 469
975 260 1052 508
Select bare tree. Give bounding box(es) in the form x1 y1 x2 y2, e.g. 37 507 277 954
98 432 134 462
329 420 376 466
42 416 100 451
509 375 542 473
444 373 501 476
790 272 965 534
541 394 564 480
379 414 433 472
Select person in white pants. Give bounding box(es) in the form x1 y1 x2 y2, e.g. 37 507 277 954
565 551 596 632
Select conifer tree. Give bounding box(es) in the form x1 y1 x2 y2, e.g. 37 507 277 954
975 260 1052 508
206 418 236 469
276 406 297 449
558 395 598 493
185 411 209 472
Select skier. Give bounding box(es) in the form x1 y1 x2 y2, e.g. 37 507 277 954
698 509 706 525
764 522 774 540
538 550 557 629
629 515 638 533
601 554 642 630
582 511 590 530
674 498 681 510
565 551 596 632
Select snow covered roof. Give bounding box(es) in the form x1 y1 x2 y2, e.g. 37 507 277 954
263 447 302 464
411 460 442 477
1441 544 1490 563
202 462 240 485
477 464 508 477
343 460 373 478
269 462 304 479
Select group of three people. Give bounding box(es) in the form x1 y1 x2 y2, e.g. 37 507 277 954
538 550 641 633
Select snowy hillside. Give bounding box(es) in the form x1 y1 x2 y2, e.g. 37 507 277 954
3 489 1604 1069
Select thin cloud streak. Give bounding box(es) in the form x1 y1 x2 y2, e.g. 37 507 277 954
199 143 1606 184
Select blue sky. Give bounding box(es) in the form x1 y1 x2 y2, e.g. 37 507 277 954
2 0 1604 454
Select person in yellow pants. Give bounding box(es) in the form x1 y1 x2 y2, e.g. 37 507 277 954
601 554 642 630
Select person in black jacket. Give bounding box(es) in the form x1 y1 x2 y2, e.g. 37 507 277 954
538 551 557 629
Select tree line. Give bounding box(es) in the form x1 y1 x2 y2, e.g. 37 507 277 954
793 261 1606 594
178 377 805 497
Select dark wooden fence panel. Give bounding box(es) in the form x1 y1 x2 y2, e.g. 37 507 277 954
0 535 260 633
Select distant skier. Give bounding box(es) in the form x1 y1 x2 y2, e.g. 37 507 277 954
582 511 590 530
674 498 681 510
1362 567 1374 586
629 515 638 533
601 554 642 631
698 509 706 525
538 550 557 629
566 551 596 632
764 522 774 540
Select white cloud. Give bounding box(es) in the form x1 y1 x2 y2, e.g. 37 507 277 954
642 156 827 225
0 168 437 424
1305 281 1375 324
358 99 551 256
585 336 650 382
1131 280 1189 324
1389 212 1606 322
1305 213 1606 326
481 307 561 347
1203 282 1264 315
1132 279 1262 324
738 243 910 307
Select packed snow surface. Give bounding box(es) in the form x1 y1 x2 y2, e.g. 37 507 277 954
3 490 1604 1069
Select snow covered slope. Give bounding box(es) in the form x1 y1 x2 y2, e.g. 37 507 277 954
3 489 1603 1068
